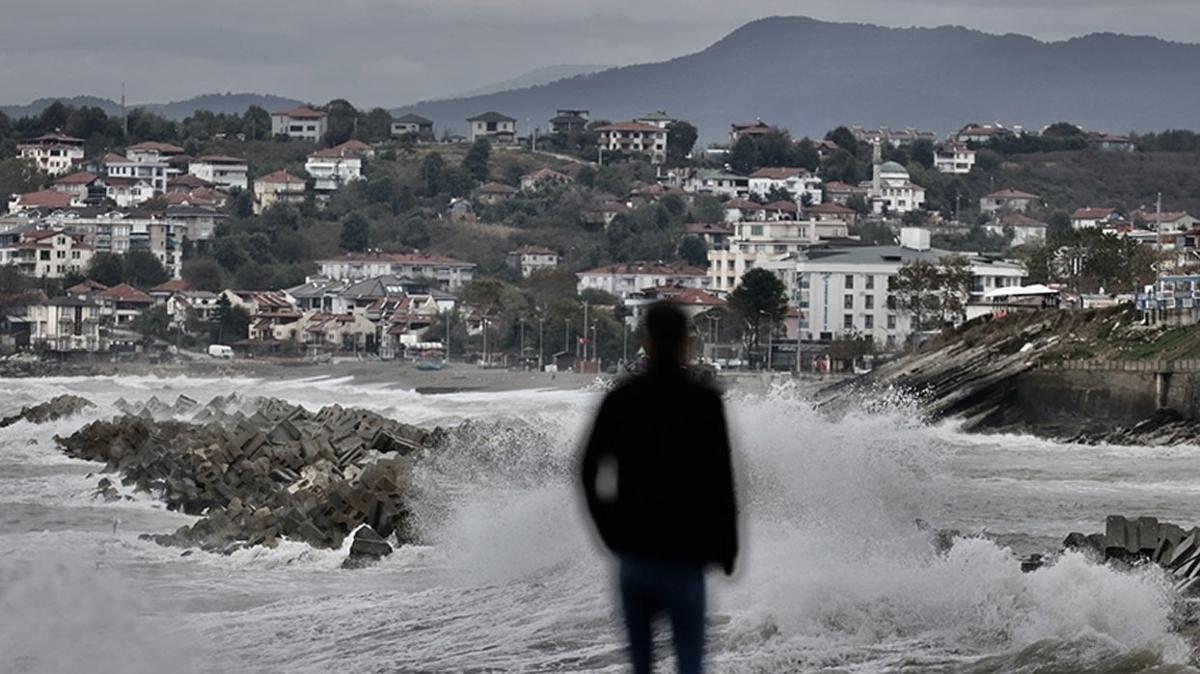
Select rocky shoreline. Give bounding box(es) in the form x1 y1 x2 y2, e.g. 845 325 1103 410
43 393 445 565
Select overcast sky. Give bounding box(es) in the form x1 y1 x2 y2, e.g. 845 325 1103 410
2 1 1196 108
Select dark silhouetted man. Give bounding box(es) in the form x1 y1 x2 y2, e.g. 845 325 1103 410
581 302 738 674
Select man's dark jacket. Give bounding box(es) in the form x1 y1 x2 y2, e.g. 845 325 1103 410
581 363 738 573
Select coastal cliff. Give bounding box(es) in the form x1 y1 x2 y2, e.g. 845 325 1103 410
822 307 1200 444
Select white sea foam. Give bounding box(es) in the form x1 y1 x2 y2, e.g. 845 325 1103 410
0 375 1195 672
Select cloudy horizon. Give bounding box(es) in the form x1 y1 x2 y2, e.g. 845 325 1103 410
2 1 1196 109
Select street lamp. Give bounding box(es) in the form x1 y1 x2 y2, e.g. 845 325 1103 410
538 317 544 372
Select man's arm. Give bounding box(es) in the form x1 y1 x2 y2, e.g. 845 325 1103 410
709 394 739 575
580 394 617 549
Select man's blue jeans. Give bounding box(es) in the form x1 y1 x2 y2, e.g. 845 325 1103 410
618 556 706 674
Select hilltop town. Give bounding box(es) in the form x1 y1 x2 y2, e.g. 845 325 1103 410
1 99 1198 372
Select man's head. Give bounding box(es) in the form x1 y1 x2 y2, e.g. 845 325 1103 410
642 301 689 365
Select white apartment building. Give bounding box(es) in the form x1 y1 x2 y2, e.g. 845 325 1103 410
316 252 476 289
576 262 708 301
305 147 364 192
27 297 106 352
17 133 85 176
104 153 168 200
795 229 1025 348
506 245 561 278
8 229 93 278
595 121 669 164
707 219 850 294
189 156 249 191
125 141 186 171
934 143 976 174
747 167 823 203
684 169 750 198
271 106 328 141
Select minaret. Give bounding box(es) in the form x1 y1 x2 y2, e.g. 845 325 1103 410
871 139 882 196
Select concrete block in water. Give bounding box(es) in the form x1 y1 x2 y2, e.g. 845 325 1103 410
1137 516 1160 553
1166 531 1200 569
1105 516 1129 555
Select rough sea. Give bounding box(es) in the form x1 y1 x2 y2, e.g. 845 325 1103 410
1 374 1197 673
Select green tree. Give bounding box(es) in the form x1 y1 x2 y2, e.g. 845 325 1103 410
0 158 43 204
339 213 370 251
690 195 724 224
889 256 974 332
322 98 359 146
665 120 698 162
363 107 394 142
729 268 787 365
729 135 759 174
123 250 169 287
846 194 869 215
87 253 125 286
131 304 171 339
182 257 226 291
463 138 492 183
678 236 708 267
210 294 251 343
825 126 859 155
243 105 270 141
421 152 445 196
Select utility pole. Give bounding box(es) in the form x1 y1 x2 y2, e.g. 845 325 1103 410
482 318 489 367
767 314 774 371
565 318 571 354
582 300 590 362
444 312 451 363
591 321 598 363
538 317 544 371
1156 191 1164 324
622 321 629 363
519 318 526 369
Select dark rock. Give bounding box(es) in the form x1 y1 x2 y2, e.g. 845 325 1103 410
342 525 393 568
1 394 95 428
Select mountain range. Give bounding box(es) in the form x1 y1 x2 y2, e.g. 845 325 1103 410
393 16 1200 142
0 93 304 121
6 17 1200 143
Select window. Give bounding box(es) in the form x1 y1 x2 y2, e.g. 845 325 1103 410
865 275 875 290
843 314 853 329
845 274 854 289
843 295 853 309
750 225 763 236
864 315 874 330
887 315 896 329
864 295 874 310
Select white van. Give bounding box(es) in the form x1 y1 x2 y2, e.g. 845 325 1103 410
208 344 234 359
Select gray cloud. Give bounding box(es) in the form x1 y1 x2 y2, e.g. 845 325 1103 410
1 0 1196 107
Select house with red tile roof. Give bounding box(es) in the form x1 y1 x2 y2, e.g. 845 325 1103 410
596 120 669 164
506 245 561 277
980 189 1041 213
98 283 154 325
252 170 306 214
270 106 328 141
7 190 80 213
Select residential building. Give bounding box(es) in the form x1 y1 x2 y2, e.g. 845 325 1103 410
729 120 776 144
271 106 328 141
253 170 306 214
8 229 93 278
550 109 589 134
17 133 85 176
273 311 378 353
448 198 475 223
955 124 1016 144
104 152 168 201
476 182 518 205
316 251 476 289
189 156 249 191
1136 210 1200 231
52 171 107 205
596 121 669 164
850 126 937 147
125 141 186 168
98 283 153 325
748 167 823 203
27 297 106 352
467 112 517 143
867 144 925 215
823 181 868 206
805 202 859 226
149 278 190 304
391 113 434 139
520 168 573 192
980 189 1040 213
1090 133 1137 152
626 285 725 326
576 262 708 301
507 245 561 277
633 112 674 129
1071 207 1122 229
987 212 1049 247
685 169 749 198
166 290 221 330
934 143 976 174
684 222 733 250
707 219 851 294
794 228 1025 348
306 144 366 193
8 190 81 213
